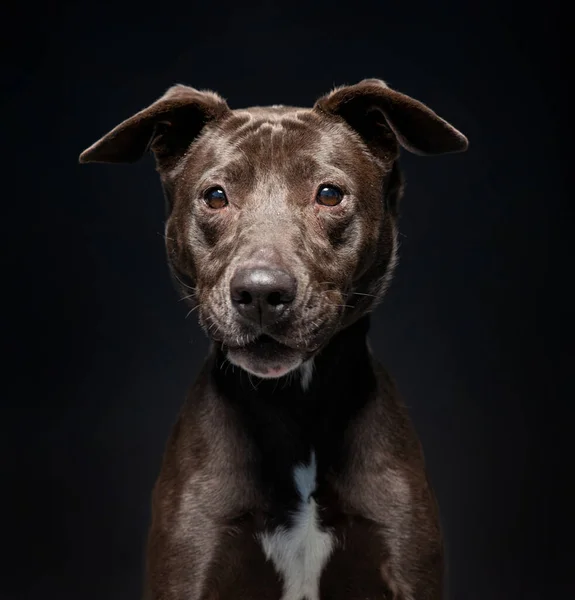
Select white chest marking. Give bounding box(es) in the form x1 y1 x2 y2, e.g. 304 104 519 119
259 452 335 600
299 359 314 392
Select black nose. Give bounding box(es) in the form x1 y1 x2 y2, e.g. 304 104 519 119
230 267 297 326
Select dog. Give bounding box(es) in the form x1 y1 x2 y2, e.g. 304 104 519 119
79 78 468 600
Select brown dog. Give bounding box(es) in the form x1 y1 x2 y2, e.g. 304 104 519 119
80 79 467 600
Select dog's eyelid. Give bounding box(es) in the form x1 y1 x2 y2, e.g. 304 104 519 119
315 170 350 195
204 185 225 194
199 183 226 196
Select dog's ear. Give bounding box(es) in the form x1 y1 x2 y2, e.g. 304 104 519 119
78 85 230 170
314 79 468 156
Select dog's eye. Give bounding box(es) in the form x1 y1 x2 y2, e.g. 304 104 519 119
204 187 228 209
316 185 344 207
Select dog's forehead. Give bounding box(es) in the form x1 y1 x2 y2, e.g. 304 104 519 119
239 105 306 117
177 105 375 186
219 105 328 147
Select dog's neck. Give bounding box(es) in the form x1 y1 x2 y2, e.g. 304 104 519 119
210 316 377 472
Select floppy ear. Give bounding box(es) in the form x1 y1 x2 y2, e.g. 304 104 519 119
314 78 468 156
78 85 231 170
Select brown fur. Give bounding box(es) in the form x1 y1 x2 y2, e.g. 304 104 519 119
80 78 467 599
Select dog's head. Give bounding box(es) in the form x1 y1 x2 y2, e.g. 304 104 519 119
80 79 467 378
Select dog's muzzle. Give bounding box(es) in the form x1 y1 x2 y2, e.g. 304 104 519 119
224 263 306 378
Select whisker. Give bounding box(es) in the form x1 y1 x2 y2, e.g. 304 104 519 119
185 305 200 319
173 273 196 292
273 377 280 393
324 303 355 309
348 291 378 298
247 373 258 391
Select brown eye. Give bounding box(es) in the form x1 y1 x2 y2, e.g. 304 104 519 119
316 185 344 207
204 187 228 209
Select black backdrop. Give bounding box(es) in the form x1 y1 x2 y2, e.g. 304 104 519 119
2 1 572 599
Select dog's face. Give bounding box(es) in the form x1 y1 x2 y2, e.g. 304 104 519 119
80 80 467 378
166 106 398 378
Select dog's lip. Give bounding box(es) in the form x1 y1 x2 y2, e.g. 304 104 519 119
225 334 305 378
233 334 292 354
227 335 322 367
249 334 276 346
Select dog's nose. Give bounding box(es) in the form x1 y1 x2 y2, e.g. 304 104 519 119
230 267 297 326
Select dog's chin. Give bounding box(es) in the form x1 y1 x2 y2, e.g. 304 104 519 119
225 335 304 379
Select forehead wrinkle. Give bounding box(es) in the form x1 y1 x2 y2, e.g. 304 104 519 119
231 116 283 147
237 112 320 147
218 111 255 144
231 121 277 174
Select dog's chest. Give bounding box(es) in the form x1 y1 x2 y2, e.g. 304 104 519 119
258 452 335 600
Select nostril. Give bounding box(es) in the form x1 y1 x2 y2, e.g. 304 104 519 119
268 288 295 306
267 291 283 306
236 290 252 305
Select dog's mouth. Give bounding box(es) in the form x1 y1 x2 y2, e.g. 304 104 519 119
225 334 305 379
244 334 295 355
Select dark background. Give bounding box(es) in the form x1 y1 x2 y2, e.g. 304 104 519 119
2 1 572 599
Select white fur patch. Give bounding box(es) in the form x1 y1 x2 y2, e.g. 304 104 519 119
299 359 314 392
259 452 334 600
